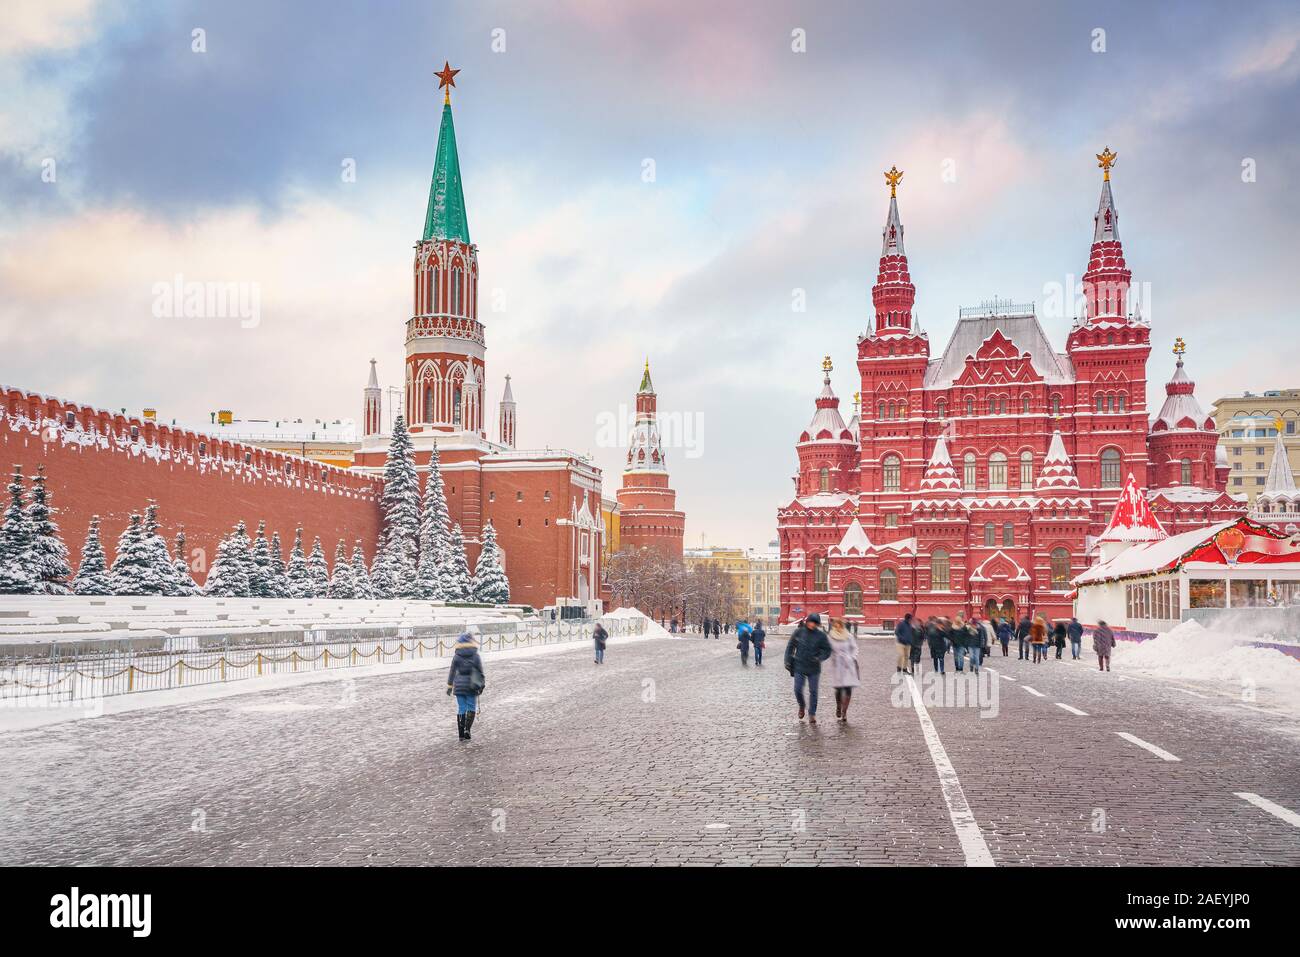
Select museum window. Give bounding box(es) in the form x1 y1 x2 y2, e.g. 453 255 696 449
879 567 898 602
965 396 974 416
1022 395 1031 414
1117 394 1127 412
1020 450 1033 487
984 522 996 546
963 452 977 489
813 556 829 591
878 401 886 419
819 467 830 493
884 513 899 528
1050 547 1070 587
1051 395 1061 415
1180 457 1192 486
989 451 1007 490
1096 394 1106 412
1003 522 1014 546
843 583 863 614
883 455 901 492
936 399 946 419
1100 448 1122 488
930 549 950 590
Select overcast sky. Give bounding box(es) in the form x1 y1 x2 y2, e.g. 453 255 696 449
3 0 1298 548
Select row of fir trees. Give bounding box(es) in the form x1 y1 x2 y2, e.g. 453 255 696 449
0 417 510 603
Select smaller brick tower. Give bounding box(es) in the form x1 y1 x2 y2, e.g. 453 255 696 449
615 360 685 558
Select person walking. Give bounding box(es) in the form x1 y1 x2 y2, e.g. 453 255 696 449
1030 615 1048 664
593 620 608 665
894 613 916 674
712 617 721 640
826 618 861 722
925 615 949 674
951 615 968 672
1067 616 1084 660
1093 620 1115 672
446 628 486 741
965 616 984 673
752 620 766 667
1052 620 1067 660
908 617 926 675
736 619 753 667
996 616 1013 657
1016 613 1032 660
785 613 832 723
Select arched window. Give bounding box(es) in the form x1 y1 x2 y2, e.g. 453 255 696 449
878 401 886 419
1100 448 1122 488
965 396 974 416
1051 394 1061 416
423 384 434 423
452 384 463 427
819 467 830 493
1003 522 1014 546
963 452 977 488
1180 457 1192 486
452 267 463 315
843 582 863 614
432 268 441 312
989 451 1008 490
1020 450 1034 487
1117 393 1127 413
879 567 898 602
814 556 829 591
1096 394 1106 412
888 401 897 420
930 549 950 590
1050 547 1071 587
883 455 901 492
936 398 947 419
988 397 996 415
984 522 996 546
1022 394 1031 414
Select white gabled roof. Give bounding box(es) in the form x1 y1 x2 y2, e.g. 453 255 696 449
919 433 961 492
1035 429 1081 493
832 518 873 556
924 313 1075 389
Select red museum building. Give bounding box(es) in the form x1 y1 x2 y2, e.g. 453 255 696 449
778 152 1242 627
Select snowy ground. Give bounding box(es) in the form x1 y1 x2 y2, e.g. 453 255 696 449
0 609 661 733
1111 620 1300 718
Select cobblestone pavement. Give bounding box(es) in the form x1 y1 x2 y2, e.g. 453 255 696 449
2 636 1298 865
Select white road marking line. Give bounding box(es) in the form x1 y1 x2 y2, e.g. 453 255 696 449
1000 674 1016 681
1234 792 1300 828
903 674 995 867
1020 685 1047 697
1055 703 1088 716
1116 732 1181 762
1171 687 1208 699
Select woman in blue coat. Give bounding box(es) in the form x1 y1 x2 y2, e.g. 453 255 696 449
446 629 486 741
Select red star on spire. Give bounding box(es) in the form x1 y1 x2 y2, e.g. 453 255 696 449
435 61 460 103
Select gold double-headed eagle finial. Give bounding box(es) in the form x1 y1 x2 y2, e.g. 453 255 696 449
1097 146 1118 181
1173 336 1186 358
884 166 904 198
822 355 833 375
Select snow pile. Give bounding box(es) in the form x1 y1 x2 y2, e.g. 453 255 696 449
1114 619 1300 712
604 607 673 640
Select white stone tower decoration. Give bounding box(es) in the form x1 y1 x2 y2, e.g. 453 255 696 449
498 375 516 449
362 359 382 439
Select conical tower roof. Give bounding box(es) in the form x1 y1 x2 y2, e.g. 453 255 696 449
1262 429 1297 497
1097 473 1167 543
919 432 960 493
501 374 515 404
1035 429 1081 494
639 358 654 394
423 100 470 243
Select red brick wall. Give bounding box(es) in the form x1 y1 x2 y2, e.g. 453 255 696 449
2 386 383 581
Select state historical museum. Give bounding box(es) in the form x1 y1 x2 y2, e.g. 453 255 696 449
778 151 1242 627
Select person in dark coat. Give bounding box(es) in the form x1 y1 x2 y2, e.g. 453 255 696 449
924 616 949 674
593 621 608 665
712 618 721 640
1093 620 1115 671
736 620 753 667
996 617 1013 657
1052 620 1067 659
1067 617 1084 660
751 620 767 667
1016 614 1032 660
446 629 486 741
908 617 925 674
894 613 916 674
950 615 969 671
785 613 832 723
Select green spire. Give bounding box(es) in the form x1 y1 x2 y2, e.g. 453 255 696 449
639 358 654 393
422 101 470 244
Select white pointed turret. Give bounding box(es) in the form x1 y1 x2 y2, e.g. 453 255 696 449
362 358 382 438
1092 177 1120 244
1263 430 1297 497
1035 429 1081 494
882 193 906 257
919 432 961 493
498 373 517 449
831 517 873 556
1096 472 1167 562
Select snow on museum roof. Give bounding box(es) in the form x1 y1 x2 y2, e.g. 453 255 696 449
1097 472 1168 543
924 311 1075 389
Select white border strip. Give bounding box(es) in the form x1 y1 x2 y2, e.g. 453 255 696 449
1116 732 1181 762
1020 685 1047 698
1055 703 1088 716
904 675 995 867
1234 792 1300 828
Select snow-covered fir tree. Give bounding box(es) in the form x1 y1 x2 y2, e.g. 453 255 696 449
285 528 313 598
71 515 114 596
247 521 276 598
111 513 170 595
471 520 510 604
416 444 451 599
327 540 355 599
380 415 421 585
171 527 200 596
441 523 473 601
230 520 256 590
0 465 36 594
143 501 181 596
307 536 330 597
269 530 289 598
25 465 71 594
204 533 251 597
351 541 374 600
369 540 400 600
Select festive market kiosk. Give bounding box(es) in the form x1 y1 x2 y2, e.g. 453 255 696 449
1075 475 1300 638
